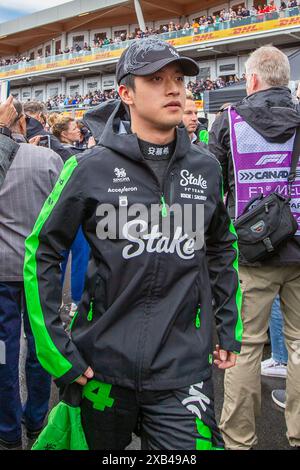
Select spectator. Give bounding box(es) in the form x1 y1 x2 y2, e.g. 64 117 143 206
0 99 63 450
192 18 200 32
24 101 72 162
47 112 60 132
241 7 250 16
269 0 278 10
209 45 300 450
236 6 243 18
76 120 93 149
182 90 199 142
224 9 231 20
216 77 226 88
227 75 235 86
204 77 214 90
51 115 83 155
229 8 237 20
51 115 90 319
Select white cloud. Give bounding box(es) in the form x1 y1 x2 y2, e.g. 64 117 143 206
0 0 73 13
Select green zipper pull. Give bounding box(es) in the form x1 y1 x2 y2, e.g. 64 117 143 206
160 194 168 218
195 306 201 329
87 300 94 322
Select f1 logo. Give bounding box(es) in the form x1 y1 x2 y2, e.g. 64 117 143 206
256 154 287 165
0 341 6 365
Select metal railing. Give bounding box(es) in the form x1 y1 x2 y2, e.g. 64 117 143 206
1 7 300 74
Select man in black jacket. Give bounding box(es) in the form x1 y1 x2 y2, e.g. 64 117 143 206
209 45 300 450
24 38 243 450
182 91 199 143
24 101 74 162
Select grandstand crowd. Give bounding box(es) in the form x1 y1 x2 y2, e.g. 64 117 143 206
45 90 119 110
44 76 245 110
1 1 299 68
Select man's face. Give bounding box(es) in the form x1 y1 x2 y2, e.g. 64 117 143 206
182 99 198 135
121 63 186 132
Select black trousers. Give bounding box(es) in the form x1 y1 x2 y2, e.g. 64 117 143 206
80 377 224 450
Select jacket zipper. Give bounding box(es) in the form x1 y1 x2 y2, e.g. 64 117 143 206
87 299 94 322
136 159 176 391
195 305 201 329
160 194 168 218
169 172 175 206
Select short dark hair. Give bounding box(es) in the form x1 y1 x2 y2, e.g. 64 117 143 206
119 74 136 91
23 101 47 115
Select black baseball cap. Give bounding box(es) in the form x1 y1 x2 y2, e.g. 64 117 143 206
117 38 199 84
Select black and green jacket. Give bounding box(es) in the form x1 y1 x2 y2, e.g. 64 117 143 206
24 100 243 390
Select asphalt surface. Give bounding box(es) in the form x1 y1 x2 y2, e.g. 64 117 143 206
19 265 291 451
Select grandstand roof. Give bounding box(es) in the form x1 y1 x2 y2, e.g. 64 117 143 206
0 0 220 55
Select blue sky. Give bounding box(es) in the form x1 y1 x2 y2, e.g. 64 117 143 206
0 1 73 24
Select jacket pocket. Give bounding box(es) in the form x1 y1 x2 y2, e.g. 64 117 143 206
90 273 107 320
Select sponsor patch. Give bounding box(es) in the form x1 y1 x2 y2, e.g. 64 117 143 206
250 220 265 234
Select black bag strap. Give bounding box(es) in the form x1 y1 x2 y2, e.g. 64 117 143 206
288 126 300 196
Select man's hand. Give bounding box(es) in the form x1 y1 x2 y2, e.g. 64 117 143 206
75 367 94 386
87 136 96 148
213 344 237 370
0 95 17 128
29 135 41 146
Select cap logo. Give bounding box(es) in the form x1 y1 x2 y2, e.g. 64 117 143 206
123 38 180 74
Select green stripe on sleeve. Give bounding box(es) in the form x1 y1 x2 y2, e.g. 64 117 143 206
221 178 243 344
24 156 78 378
228 221 243 344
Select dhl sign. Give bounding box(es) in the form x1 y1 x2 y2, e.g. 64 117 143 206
279 16 300 26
